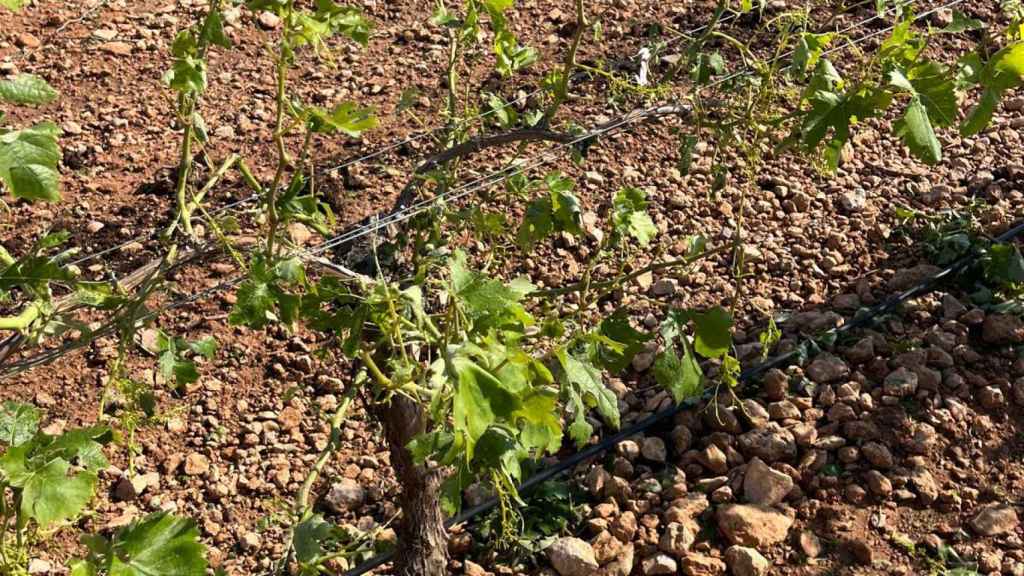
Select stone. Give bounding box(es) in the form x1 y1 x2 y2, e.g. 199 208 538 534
799 530 822 557
258 11 282 29
184 453 209 476
743 457 794 506
909 467 939 504
982 314 1024 345
278 406 303 430
763 369 788 400
641 437 667 463
591 531 623 565
888 265 942 291
99 41 133 56
884 367 918 397
17 33 42 49
632 351 655 372
862 441 894 469
287 222 314 246
240 531 261 551
548 537 599 576
716 504 794 547
970 504 1020 536
767 400 801 420
846 539 874 565
846 337 875 364
651 278 677 297
665 493 710 524
610 512 638 542
724 546 770 576
979 386 1006 410
599 542 634 576
806 353 850 383
658 522 697 557
324 478 365 513
738 424 797 462
27 559 51 574
839 189 867 213
942 294 967 319
698 444 729 474
671 425 694 453
641 553 677 575
681 554 727 576
865 470 893 497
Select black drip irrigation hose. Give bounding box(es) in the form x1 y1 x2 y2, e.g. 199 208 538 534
341 218 1024 576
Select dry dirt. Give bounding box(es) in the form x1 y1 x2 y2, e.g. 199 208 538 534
1 0 1024 575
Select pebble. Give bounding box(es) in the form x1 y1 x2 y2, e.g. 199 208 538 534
724 546 769 576
716 504 793 547
547 537 598 576
17 33 41 49
324 478 366 513
971 504 1020 536
184 453 209 476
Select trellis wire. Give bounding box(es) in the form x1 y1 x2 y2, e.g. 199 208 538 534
340 214 1024 576
0 0 941 379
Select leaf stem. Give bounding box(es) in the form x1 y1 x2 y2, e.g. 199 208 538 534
541 0 587 126
294 386 360 520
360 350 393 389
0 304 40 331
531 244 729 298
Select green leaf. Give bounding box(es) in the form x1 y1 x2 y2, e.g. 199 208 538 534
200 9 232 49
513 391 562 455
986 243 1024 285
0 401 40 446
307 102 378 136
0 121 62 202
483 0 515 12
229 279 276 328
585 309 651 374
653 342 703 404
450 250 533 330
558 351 619 431
485 92 518 128
889 64 955 165
691 52 726 85
13 455 97 528
793 33 834 77
452 357 521 460
612 186 657 246
940 10 985 33
894 97 941 164
158 350 199 386
677 133 698 175
69 560 98 576
293 515 336 565
799 87 890 170
44 426 110 472
0 0 28 11
188 337 217 360
961 42 1024 135
76 282 129 309
961 87 1000 136
0 74 58 106
107 512 207 576
692 307 733 359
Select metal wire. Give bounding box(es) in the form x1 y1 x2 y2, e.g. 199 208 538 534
0 0 961 380
302 0 931 261
60 5 748 269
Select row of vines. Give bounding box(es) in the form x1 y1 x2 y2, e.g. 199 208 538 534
1 0 1023 574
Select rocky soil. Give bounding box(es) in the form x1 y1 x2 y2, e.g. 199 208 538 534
1 0 1023 575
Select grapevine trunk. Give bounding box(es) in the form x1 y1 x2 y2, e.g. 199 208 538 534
381 395 448 576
